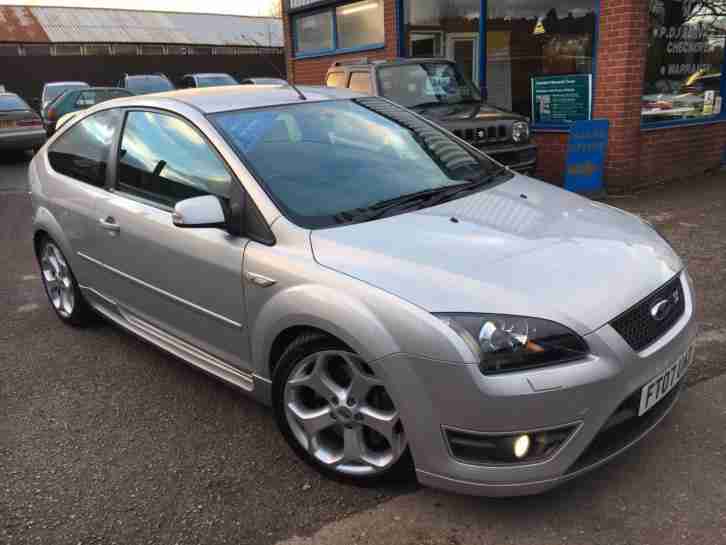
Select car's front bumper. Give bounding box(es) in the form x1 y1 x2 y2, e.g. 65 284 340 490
0 129 46 150
372 272 697 496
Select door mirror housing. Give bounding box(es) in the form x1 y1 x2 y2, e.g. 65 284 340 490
172 195 227 229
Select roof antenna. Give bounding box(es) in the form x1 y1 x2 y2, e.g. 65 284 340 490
240 33 307 101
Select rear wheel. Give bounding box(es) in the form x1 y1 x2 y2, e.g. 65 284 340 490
37 237 95 326
273 333 413 484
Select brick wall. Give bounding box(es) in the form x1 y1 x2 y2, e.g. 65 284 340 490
283 0 398 86
533 132 568 186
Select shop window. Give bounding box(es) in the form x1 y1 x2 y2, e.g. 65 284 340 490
486 0 597 122
642 0 726 125
335 0 384 50
293 0 383 57
294 10 334 54
409 32 444 58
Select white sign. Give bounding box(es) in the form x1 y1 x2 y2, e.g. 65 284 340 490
289 0 325 9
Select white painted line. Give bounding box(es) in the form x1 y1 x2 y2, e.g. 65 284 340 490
17 303 40 313
22 274 39 281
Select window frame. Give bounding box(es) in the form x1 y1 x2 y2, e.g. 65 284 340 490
292 0 385 59
640 0 726 130
397 0 602 132
47 108 123 190
111 107 239 212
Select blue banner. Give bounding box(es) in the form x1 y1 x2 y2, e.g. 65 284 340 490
564 119 609 193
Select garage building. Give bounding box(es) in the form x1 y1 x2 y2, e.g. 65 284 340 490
282 0 726 191
0 5 285 106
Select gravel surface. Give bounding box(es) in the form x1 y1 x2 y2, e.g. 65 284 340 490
2 152 725 544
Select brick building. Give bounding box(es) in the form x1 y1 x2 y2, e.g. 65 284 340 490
282 0 726 191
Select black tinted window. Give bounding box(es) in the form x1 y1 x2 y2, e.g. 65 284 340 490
125 76 174 94
118 111 232 208
48 109 120 187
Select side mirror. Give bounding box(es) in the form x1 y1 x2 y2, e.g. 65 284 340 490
172 195 227 229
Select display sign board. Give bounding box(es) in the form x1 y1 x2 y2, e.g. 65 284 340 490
564 119 609 194
531 74 592 124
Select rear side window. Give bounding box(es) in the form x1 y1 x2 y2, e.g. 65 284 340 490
48 109 121 188
326 72 347 88
348 72 372 94
0 95 29 111
117 111 232 208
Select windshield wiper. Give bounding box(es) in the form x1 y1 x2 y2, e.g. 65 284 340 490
334 167 509 225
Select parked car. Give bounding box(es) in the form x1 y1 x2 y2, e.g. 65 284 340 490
240 77 288 85
41 81 89 110
30 85 696 497
43 87 133 135
117 73 175 95
326 58 536 174
179 73 238 88
0 92 46 153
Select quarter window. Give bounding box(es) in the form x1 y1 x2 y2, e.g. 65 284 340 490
48 109 121 188
349 72 373 94
117 111 232 208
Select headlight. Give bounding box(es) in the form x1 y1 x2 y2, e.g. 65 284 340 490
435 314 588 374
512 121 530 143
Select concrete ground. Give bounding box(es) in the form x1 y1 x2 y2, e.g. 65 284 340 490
1 151 725 545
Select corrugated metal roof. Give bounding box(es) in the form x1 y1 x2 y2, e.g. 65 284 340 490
0 6 283 46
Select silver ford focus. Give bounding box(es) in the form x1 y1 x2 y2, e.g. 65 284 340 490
29 86 697 496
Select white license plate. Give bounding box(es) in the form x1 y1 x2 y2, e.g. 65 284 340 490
638 348 693 416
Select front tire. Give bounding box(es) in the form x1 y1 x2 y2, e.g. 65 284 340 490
37 237 95 326
272 332 413 484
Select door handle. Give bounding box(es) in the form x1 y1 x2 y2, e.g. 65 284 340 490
99 216 120 234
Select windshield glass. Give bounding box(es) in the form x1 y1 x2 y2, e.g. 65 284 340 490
126 76 174 94
44 84 87 103
198 75 238 87
0 94 29 111
377 62 481 108
212 98 504 229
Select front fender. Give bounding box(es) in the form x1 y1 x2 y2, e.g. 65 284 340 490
251 283 402 379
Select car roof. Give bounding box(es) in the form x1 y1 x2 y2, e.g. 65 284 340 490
103 85 363 114
44 81 88 88
187 73 233 78
329 57 453 70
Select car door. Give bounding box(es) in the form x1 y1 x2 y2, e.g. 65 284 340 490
87 109 251 369
43 109 123 283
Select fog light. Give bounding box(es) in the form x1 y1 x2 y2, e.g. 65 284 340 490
513 434 531 459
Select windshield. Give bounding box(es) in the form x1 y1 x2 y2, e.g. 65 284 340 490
377 63 481 109
44 83 87 103
0 95 29 111
197 75 238 87
126 76 174 95
212 98 504 229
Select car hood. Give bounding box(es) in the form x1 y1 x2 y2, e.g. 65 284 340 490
411 102 525 123
310 175 682 335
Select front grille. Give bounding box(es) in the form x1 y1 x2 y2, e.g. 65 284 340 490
610 275 685 352
566 379 683 475
453 125 508 146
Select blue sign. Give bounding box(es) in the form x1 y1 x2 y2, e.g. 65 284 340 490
564 119 609 193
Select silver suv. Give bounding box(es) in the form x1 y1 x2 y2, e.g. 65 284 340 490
29 86 697 496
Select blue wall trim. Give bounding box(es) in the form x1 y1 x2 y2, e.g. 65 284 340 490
479 0 487 97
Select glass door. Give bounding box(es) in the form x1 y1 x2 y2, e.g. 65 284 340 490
446 33 479 85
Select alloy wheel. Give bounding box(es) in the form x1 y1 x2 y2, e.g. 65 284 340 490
283 350 406 476
40 242 75 318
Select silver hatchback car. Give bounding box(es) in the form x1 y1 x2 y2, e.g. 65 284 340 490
29 86 697 496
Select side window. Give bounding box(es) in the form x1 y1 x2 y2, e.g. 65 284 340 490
182 77 195 88
75 90 96 107
48 109 121 188
348 72 372 94
117 111 233 208
326 72 347 88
